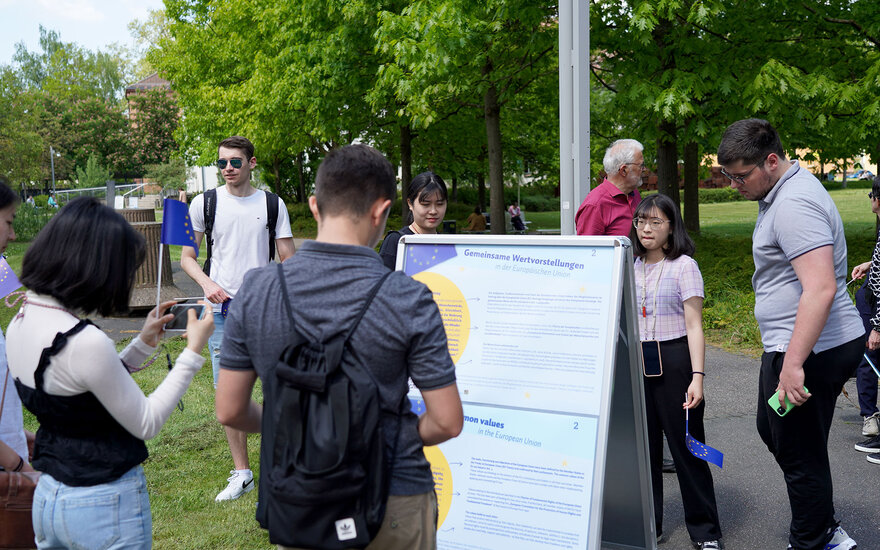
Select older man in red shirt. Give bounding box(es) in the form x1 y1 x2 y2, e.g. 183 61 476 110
575 139 646 236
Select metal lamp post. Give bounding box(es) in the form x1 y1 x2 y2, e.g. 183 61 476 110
49 146 57 195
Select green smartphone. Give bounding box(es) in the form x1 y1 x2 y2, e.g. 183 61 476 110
768 387 809 417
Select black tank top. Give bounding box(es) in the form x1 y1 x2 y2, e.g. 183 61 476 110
15 319 148 486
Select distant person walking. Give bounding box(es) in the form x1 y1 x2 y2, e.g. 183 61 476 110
177 187 187 204
718 118 863 550
575 139 645 237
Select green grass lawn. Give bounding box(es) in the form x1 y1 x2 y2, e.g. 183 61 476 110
7 187 878 547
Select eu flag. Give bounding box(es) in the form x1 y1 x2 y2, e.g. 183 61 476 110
161 199 199 256
686 410 724 468
0 257 21 298
403 243 457 276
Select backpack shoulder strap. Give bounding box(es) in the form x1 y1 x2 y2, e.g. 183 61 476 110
202 188 217 275
266 191 279 262
343 272 392 343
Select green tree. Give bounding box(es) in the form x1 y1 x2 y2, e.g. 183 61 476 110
0 68 44 192
375 0 558 233
145 157 187 191
75 154 110 188
127 88 179 169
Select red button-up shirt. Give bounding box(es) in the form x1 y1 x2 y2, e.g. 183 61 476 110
575 178 641 237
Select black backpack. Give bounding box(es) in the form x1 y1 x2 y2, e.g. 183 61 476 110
202 188 279 275
258 264 397 549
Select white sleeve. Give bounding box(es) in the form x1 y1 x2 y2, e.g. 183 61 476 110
189 194 206 233
275 197 293 239
69 330 205 440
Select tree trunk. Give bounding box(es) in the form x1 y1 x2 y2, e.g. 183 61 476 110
272 156 282 196
484 70 505 235
400 124 412 223
451 176 457 202
683 140 699 234
295 151 305 203
477 171 486 211
656 120 679 204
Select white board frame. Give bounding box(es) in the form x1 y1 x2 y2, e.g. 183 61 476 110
397 234 655 550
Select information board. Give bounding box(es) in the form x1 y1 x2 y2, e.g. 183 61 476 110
398 235 654 550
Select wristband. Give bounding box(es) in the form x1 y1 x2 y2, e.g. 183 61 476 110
691 371 705 377
12 456 24 472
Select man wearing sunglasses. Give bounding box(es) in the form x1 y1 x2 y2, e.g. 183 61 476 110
718 119 862 550
575 138 645 237
181 136 295 502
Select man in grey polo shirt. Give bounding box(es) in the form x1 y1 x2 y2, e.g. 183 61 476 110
214 144 463 550
718 119 863 550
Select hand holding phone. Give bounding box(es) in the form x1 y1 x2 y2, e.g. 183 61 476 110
164 304 206 332
768 387 809 417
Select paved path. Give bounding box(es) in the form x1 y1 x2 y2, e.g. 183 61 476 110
651 346 879 550
100 251 879 549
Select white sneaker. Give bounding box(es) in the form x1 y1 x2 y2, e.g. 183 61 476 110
862 413 879 437
215 469 255 502
825 525 857 550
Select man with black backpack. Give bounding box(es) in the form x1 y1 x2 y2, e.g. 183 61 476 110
215 143 463 549
181 135 295 502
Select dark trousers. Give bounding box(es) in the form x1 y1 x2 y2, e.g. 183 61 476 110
644 336 722 542
854 285 879 416
756 336 863 550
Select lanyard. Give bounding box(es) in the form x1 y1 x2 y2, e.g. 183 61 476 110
640 257 666 340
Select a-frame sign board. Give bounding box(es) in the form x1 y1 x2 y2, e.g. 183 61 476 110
398 234 655 550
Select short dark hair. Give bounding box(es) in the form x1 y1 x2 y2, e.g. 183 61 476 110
0 182 19 210
717 118 786 166
873 175 880 197
406 171 448 223
21 198 146 316
630 193 695 260
218 136 255 160
314 144 396 217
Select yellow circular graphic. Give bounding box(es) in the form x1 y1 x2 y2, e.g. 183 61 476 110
424 446 453 528
412 271 470 363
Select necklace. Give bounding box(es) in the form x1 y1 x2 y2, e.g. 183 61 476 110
8 292 79 320
640 257 666 340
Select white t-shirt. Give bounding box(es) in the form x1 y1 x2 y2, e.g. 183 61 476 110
189 186 293 311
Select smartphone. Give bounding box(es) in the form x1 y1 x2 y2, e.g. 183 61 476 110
163 304 205 332
641 340 663 377
768 387 809 417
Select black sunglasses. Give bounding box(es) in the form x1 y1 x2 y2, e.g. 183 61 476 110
216 158 244 169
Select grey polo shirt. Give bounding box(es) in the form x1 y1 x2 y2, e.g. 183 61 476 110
752 161 862 353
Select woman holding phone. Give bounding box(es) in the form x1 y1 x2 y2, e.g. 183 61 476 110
631 193 722 549
7 198 213 549
379 171 448 270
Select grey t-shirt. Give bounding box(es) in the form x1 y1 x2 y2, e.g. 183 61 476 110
220 240 457 495
752 161 863 352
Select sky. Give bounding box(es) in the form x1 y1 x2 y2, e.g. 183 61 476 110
0 0 165 65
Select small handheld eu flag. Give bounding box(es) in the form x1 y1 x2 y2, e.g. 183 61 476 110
160 199 199 256
0 257 22 299
685 393 724 468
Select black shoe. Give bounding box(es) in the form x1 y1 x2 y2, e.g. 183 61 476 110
662 458 676 473
854 434 880 453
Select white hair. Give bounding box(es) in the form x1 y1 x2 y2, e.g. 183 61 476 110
603 139 644 174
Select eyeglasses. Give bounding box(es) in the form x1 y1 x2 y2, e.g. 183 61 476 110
216 158 244 169
625 163 647 171
869 192 878 200
633 217 671 229
720 163 762 185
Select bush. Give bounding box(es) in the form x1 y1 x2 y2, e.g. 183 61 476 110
698 187 746 204
15 203 56 241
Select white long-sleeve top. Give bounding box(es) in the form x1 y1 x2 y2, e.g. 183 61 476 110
6 292 205 440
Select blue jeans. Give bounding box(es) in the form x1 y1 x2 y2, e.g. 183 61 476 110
209 312 225 387
33 465 152 550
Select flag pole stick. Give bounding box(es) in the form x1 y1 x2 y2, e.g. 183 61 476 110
156 242 164 318
865 353 880 379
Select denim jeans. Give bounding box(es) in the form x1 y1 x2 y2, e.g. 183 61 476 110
209 311 225 387
33 465 152 550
